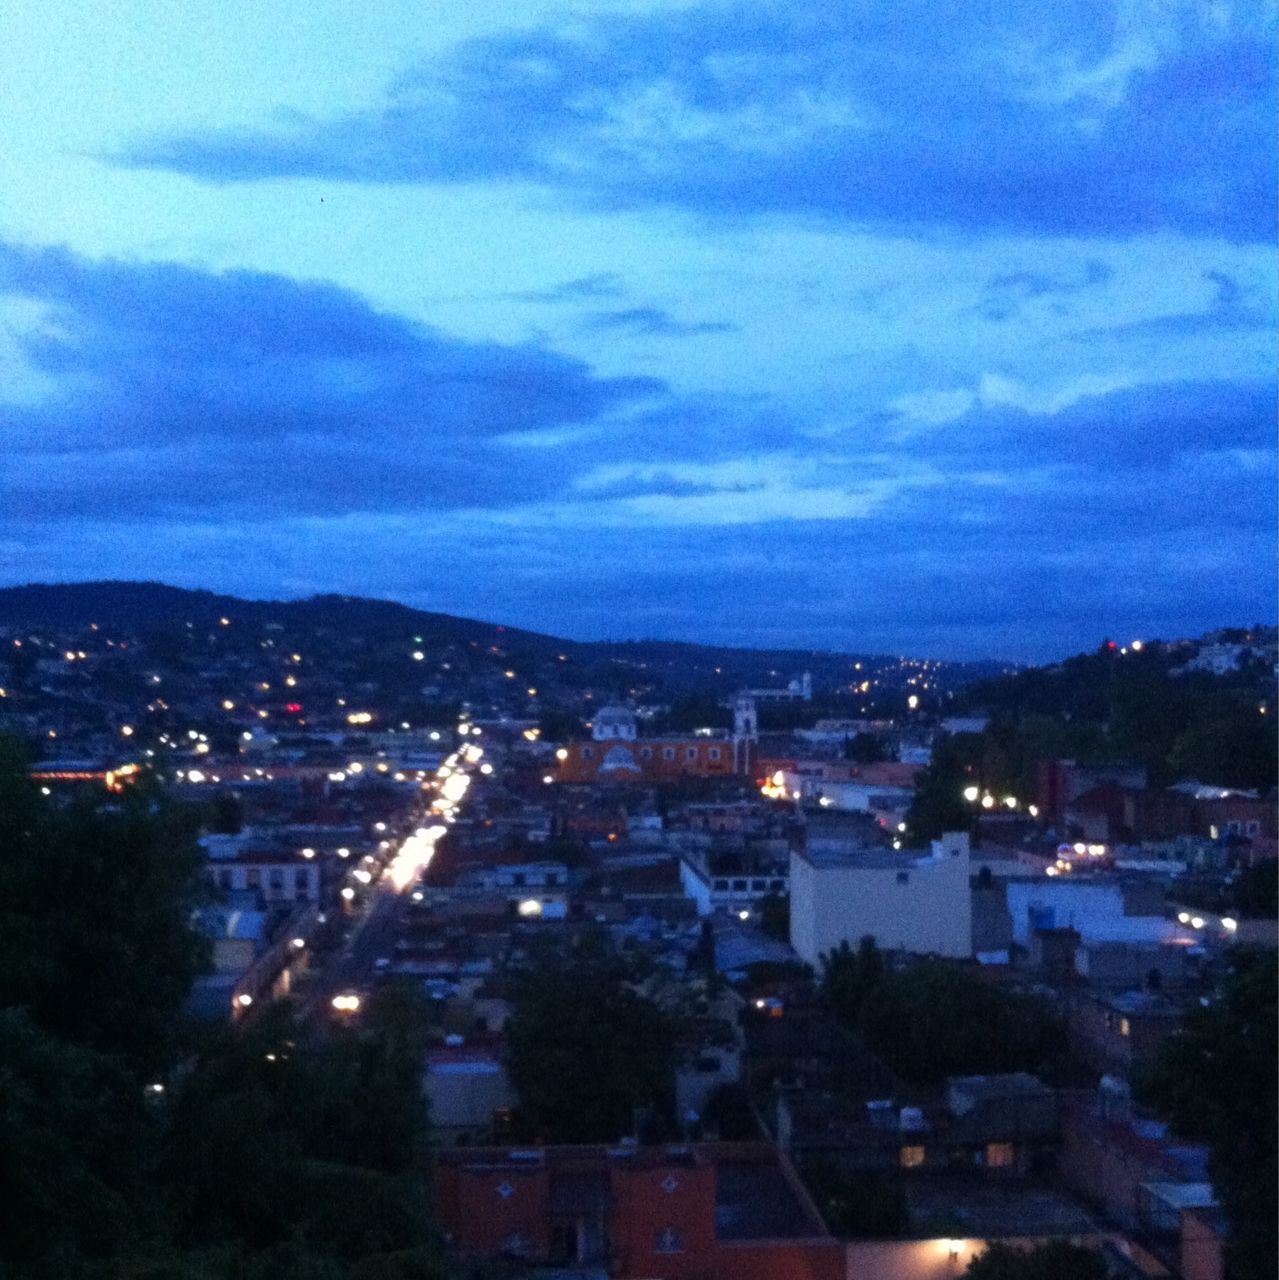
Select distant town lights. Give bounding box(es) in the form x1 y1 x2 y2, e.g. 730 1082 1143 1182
907 694 919 710
1221 917 1238 931
980 794 995 809
962 785 980 802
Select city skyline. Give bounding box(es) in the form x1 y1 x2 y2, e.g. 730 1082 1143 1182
1 0 1275 660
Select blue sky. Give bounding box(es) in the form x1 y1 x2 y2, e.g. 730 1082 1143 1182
1 0 1273 659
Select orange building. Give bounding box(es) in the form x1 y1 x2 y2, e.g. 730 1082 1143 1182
556 700 757 784
435 1141 842 1279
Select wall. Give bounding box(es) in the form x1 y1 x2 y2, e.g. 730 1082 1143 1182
789 833 973 965
1005 881 1174 948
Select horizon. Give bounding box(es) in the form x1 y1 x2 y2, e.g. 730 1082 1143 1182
1 2 1274 661
1 576 1270 668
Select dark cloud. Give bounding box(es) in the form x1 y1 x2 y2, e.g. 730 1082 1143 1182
114 2 1276 240
0 242 665 521
581 307 735 336
976 260 1112 320
509 274 626 303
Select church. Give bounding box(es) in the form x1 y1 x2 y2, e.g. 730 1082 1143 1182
554 697 758 784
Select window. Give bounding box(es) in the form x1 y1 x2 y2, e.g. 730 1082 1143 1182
899 1145 926 1169
1246 819 1260 835
714 879 729 892
654 1227 683 1254
897 871 910 884
732 879 747 891
217 869 233 890
985 1142 1015 1169
751 879 765 891
686 747 698 761
512 873 525 887
269 868 285 890
771 879 785 891
640 746 653 759
546 873 559 886
662 747 676 760
695 1055 721 1073
708 747 721 761
582 746 594 759
1119 1017 1131 1038
246 868 261 889
294 868 309 893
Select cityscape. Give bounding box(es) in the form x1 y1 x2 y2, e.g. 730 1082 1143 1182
0 582 1274 1279
1 2 1275 1279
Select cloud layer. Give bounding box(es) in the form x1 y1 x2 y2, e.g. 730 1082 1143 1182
118 1 1275 240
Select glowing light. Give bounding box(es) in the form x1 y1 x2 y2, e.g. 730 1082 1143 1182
337 847 350 858
1073 842 1087 855
346 711 373 725
1190 917 1205 930
556 748 569 761
387 824 446 891
290 937 306 949
480 763 493 775
340 887 356 901
1221 917 1238 931
331 994 361 1013
353 869 372 884
1028 804 1039 818
1131 639 1143 652
907 694 919 710
120 725 134 736
980 794 995 809
235 993 253 1008
738 909 750 920
194 741 210 755
1177 911 1191 924
517 899 543 917
186 769 206 783
412 651 425 661
347 761 363 773
962 785 980 802
542 775 554 784
1003 796 1017 809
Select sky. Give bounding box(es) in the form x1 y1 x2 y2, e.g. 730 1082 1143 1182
0 0 1274 661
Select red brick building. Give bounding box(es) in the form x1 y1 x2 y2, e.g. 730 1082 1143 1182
434 1141 843 1279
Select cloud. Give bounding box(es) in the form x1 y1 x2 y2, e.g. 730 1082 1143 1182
114 1 1276 240
509 273 627 303
580 306 735 336
0 241 665 521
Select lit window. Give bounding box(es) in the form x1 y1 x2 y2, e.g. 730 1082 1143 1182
986 1142 1015 1168
1119 1018 1131 1038
899 1145 926 1169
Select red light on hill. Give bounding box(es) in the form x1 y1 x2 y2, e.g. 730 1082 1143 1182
285 702 302 713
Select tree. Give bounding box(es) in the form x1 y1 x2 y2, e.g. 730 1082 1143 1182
964 1241 1106 1280
844 733 890 764
820 936 884 1025
0 739 210 1071
506 958 677 1142
1138 952 1277 1280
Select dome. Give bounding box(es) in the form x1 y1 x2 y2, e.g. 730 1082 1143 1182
592 703 638 741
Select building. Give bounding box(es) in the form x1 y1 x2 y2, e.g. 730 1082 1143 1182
788 832 973 965
435 1141 842 1279
556 698 758 784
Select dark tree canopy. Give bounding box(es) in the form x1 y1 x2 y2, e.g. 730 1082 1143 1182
1138 952 1277 1280
506 957 677 1142
964 1241 1107 1280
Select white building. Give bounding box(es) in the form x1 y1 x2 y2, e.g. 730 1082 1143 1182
591 704 638 741
789 832 973 964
